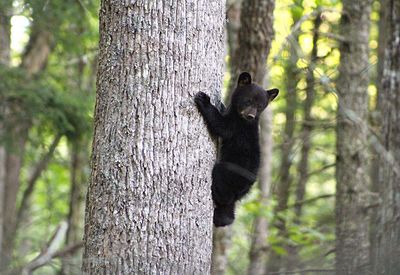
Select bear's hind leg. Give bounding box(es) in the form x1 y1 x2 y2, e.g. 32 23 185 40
213 203 235 227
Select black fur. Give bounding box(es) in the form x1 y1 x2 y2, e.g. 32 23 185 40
194 72 279 227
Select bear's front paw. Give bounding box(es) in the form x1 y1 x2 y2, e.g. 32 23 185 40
194 92 210 105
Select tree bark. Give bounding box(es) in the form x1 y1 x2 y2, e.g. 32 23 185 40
82 1 225 274
371 1 400 273
226 0 242 57
335 1 372 274
229 0 275 93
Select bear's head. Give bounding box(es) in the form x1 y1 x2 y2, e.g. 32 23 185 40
230 72 279 122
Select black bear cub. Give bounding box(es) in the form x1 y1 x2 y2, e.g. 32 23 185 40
195 72 279 227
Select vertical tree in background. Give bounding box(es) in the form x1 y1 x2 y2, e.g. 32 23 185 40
225 0 276 274
335 0 372 273
266 4 302 272
371 0 400 273
82 0 225 273
229 0 275 92
289 12 321 269
1 3 57 268
0 0 11 65
0 0 12 264
248 108 273 275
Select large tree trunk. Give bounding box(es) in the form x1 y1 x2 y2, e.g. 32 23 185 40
81 1 225 273
371 1 400 273
335 1 372 274
229 0 275 93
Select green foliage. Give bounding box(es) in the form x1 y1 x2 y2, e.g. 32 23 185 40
0 66 91 144
2 0 98 271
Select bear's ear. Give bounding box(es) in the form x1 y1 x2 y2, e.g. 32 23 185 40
267 88 279 101
237 72 252 86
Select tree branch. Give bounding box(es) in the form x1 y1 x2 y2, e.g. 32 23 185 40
17 223 82 275
307 163 336 177
287 194 335 209
16 133 62 225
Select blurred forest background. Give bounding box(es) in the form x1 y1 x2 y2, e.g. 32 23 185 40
0 0 399 274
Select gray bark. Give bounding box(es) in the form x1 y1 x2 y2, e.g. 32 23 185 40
371 1 400 273
335 1 372 274
82 0 225 274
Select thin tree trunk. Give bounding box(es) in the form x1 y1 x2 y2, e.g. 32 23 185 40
1 24 54 270
0 0 12 264
371 1 400 273
60 137 88 275
1 124 29 270
212 227 232 275
0 0 11 65
248 108 273 275
335 1 372 274
288 13 321 270
369 0 389 264
16 133 62 226
82 1 225 273
60 53 90 275
266 13 301 274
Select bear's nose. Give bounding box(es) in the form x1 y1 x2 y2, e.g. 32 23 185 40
246 114 255 120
